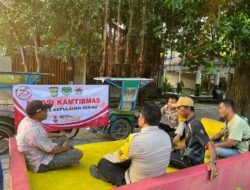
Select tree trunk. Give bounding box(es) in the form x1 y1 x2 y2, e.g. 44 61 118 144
114 0 122 68
19 46 28 72
85 7 91 84
7 14 28 72
152 39 162 84
125 0 133 69
67 55 75 83
34 35 41 72
227 60 250 118
138 0 146 77
107 24 116 77
100 0 109 77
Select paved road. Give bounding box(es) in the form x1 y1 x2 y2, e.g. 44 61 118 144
1 103 220 189
194 103 219 120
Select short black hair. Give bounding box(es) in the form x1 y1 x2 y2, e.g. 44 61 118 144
168 94 179 102
141 103 161 126
220 99 236 112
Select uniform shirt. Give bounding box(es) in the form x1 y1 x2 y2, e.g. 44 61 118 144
183 116 210 164
224 114 250 153
174 116 187 135
104 126 171 184
174 121 186 136
16 117 57 172
160 105 178 129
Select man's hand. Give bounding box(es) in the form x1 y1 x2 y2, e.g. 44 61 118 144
207 162 218 180
214 139 237 148
210 129 224 141
173 134 181 144
62 139 69 147
50 139 70 154
206 141 218 180
48 131 67 138
172 143 185 152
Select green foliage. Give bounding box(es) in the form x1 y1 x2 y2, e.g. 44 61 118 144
181 88 195 96
159 0 250 72
0 0 250 75
200 75 209 93
0 0 103 63
176 81 184 94
218 12 250 64
162 77 173 93
0 1 54 54
44 0 103 62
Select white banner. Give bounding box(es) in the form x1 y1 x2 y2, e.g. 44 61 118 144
13 85 109 131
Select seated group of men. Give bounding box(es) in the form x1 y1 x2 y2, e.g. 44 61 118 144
16 96 250 187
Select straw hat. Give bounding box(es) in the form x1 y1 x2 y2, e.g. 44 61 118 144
176 97 194 107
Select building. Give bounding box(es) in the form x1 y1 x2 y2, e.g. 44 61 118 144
163 54 234 94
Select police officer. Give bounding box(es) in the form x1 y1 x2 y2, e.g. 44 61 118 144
90 103 172 186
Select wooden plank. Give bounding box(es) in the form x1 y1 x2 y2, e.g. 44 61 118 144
12 53 71 84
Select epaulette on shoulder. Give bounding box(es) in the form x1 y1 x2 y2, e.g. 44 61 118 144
131 133 139 137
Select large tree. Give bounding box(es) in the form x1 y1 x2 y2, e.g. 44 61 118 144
160 0 250 118
219 2 250 117
0 0 103 73
1 0 250 117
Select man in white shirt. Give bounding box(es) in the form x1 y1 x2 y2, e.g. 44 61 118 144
90 103 171 186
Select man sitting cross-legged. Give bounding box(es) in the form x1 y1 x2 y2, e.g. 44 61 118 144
16 100 83 173
170 97 219 180
210 99 250 158
90 103 172 186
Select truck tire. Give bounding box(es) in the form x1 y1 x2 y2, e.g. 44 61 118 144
109 119 131 140
0 125 14 155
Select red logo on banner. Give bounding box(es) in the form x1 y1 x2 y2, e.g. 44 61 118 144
15 86 32 100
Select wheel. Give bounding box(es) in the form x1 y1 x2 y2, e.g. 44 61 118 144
63 129 80 139
109 119 132 140
0 125 14 155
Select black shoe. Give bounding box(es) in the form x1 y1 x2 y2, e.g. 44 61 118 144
90 165 109 182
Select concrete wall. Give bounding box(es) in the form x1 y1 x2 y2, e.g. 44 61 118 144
0 56 12 72
116 152 250 190
9 138 31 190
165 71 196 89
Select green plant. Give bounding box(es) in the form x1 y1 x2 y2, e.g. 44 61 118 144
162 77 173 93
176 81 184 94
166 83 173 92
182 88 195 96
162 82 167 93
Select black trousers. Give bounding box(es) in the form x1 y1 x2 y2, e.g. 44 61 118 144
98 158 131 186
159 123 185 140
158 123 175 137
170 151 196 169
